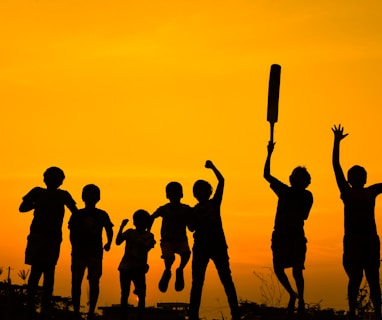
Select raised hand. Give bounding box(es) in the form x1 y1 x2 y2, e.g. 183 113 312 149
332 124 348 142
120 219 129 228
104 242 111 252
205 160 214 169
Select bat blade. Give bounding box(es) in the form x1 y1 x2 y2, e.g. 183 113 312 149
267 64 281 124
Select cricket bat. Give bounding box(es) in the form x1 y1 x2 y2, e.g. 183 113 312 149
267 64 281 143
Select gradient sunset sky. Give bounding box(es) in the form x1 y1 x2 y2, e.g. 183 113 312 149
1 1 382 319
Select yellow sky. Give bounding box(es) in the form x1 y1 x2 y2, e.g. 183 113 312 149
1 0 382 318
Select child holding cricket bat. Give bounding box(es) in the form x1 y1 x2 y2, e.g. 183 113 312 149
264 141 313 315
332 124 382 320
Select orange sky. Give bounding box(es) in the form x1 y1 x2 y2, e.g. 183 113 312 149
1 1 382 319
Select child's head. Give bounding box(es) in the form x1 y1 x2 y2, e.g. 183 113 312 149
193 180 213 202
166 182 183 202
82 184 101 206
347 165 367 188
133 209 151 231
43 167 65 189
289 166 311 189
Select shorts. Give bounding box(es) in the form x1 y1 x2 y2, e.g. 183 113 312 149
343 234 380 276
160 240 190 259
271 231 307 269
119 268 146 297
25 234 61 265
71 254 103 281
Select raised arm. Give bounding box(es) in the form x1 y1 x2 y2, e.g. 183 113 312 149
263 141 277 184
332 124 348 190
116 219 129 246
205 160 224 198
147 210 161 232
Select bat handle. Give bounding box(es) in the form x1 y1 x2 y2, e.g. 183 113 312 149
270 122 275 143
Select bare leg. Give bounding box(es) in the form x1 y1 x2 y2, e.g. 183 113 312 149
159 256 175 292
175 252 191 291
27 265 44 316
274 265 298 313
88 278 99 319
292 268 305 313
347 273 363 319
71 266 85 316
365 267 382 320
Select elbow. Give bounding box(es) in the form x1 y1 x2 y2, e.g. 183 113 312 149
19 204 29 212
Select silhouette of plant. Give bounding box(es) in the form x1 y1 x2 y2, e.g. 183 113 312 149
17 269 30 285
253 267 284 307
356 280 374 318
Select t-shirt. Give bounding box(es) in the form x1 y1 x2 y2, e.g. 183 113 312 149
23 187 76 242
340 184 382 238
152 203 192 242
69 207 114 256
118 229 155 271
191 191 227 249
270 179 313 236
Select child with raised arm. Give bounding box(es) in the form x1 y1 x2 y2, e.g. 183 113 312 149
188 160 240 320
149 181 192 293
19 166 78 319
264 141 313 315
116 210 156 320
332 124 382 320
69 184 114 320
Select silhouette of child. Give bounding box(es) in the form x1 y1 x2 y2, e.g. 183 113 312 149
69 184 114 320
19 166 78 319
188 160 240 320
264 141 313 315
149 181 192 293
332 124 382 320
116 210 156 320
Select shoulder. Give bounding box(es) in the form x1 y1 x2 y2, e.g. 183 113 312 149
303 189 313 205
270 178 287 189
95 208 109 216
24 187 45 197
153 204 168 216
96 208 113 223
32 186 45 193
58 189 76 201
123 228 135 237
270 179 289 194
304 189 313 199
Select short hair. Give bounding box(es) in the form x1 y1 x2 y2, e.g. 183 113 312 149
82 184 101 203
348 165 367 187
289 166 311 189
193 180 212 200
133 209 151 229
166 182 183 198
43 167 65 187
